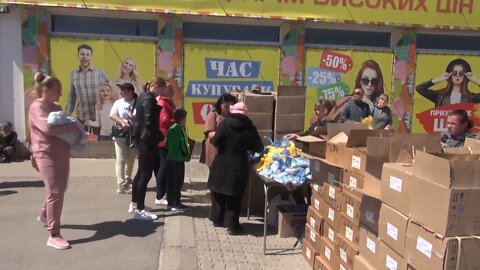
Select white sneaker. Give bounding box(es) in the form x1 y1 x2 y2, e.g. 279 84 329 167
128 202 137 213
154 198 168 206
134 209 158 220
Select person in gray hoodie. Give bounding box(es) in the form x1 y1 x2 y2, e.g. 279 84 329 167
340 88 371 123
372 94 393 130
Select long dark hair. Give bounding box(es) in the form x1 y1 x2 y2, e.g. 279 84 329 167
214 94 237 115
448 109 474 132
354 60 385 102
440 58 472 96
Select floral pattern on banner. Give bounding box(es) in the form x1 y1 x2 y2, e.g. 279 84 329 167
157 16 183 106
280 23 305 86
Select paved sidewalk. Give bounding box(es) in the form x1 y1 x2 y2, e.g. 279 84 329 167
160 161 308 270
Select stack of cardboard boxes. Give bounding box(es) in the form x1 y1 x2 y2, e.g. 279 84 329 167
274 86 306 140
237 91 275 146
301 125 480 270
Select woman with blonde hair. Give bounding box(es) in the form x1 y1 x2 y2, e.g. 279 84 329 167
85 83 117 140
29 72 81 249
114 57 142 94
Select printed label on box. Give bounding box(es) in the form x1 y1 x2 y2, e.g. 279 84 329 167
386 255 398 270
310 230 316 243
314 199 320 211
328 172 335 183
329 186 336 199
313 184 320 192
340 248 348 263
416 236 433 259
367 237 376 253
349 176 358 188
340 265 346 270
306 247 312 260
389 176 403 193
325 246 332 261
365 210 375 224
347 204 354 219
328 207 335 221
328 228 335 242
352 155 361 169
387 223 399 241
310 217 316 228
346 226 354 242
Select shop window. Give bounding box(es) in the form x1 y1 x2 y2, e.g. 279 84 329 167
305 28 391 48
50 15 157 37
417 34 480 52
183 22 280 43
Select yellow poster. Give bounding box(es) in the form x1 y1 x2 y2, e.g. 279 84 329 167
50 37 155 137
5 0 480 29
184 43 280 140
304 49 394 128
412 54 480 133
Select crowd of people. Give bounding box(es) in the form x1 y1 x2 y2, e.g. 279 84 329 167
23 64 479 250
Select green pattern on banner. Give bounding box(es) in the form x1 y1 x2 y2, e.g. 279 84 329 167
316 82 349 100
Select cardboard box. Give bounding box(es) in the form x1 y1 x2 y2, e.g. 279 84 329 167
410 151 480 236
314 255 333 270
274 113 305 132
305 223 322 252
342 170 364 197
380 163 414 216
322 182 342 212
296 135 327 158
323 218 338 246
311 191 323 213
320 197 341 233
359 226 381 268
406 221 480 270
243 92 274 113
378 241 407 270
311 182 322 198
319 237 339 269
387 133 442 162
310 158 324 186
379 203 408 257
277 85 307 96
257 129 273 146
307 206 324 234
337 232 360 269
341 188 361 224
249 113 273 130
319 158 345 187
339 213 360 245
353 255 375 270
275 96 307 114
277 206 307 238
360 195 382 234
303 237 317 269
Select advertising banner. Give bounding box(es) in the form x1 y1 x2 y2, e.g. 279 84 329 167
50 37 155 136
184 43 279 140
5 0 480 29
305 49 394 128
413 54 480 133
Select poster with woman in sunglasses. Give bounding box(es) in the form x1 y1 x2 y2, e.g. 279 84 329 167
415 58 480 107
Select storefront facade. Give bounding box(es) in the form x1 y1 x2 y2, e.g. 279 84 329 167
1 1 479 140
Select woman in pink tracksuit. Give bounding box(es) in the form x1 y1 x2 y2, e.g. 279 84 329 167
29 72 81 250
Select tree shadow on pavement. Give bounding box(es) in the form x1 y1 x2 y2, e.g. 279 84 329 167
62 219 164 245
0 180 44 189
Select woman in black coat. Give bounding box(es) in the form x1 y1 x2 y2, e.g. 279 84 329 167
208 102 264 235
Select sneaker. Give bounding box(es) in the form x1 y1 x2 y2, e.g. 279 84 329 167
47 234 70 250
128 202 137 213
168 204 188 212
133 209 158 220
117 187 132 194
37 215 47 227
154 197 168 206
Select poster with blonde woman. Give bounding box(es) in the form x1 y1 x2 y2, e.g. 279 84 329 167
113 57 142 95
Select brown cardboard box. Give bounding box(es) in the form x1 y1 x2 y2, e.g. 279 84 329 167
336 232 360 269
303 237 317 269
378 203 408 257
305 223 322 253
320 197 341 233
406 221 480 270
387 133 442 162
378 241 407 270
275 96 307 114
339 213 360 245
360 195 382 234
319 158 345 186
257 129 273 146
322 182 342 212
380 163 414 216
243 92 274 113
341 188 361 224
311 182 322 198
307 206 324 234
323 218 338 246
353 255 375 270
296 136 327 158
359 226 381 268
311 191 323 213
410 150 480 236
310 157 324 186
277 206 306 238
342 171 364 197
319 237 339 269
314 255 333 270
277 85 307 96
274 113 305 132
249 113 273 130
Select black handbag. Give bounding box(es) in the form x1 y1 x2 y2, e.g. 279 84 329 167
111 124 127 137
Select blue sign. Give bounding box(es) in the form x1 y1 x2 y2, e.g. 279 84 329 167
186 81 274 99
306 68 342 87
205 58 261 79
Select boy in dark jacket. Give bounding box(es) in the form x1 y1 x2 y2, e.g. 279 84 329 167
0 121 17 162
165 108 190 212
